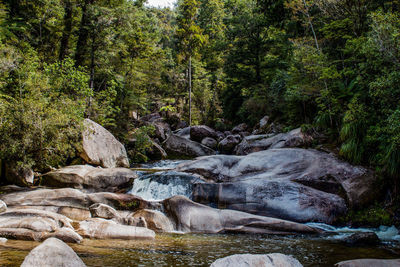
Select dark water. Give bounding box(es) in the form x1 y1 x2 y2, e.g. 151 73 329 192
1 233 399 267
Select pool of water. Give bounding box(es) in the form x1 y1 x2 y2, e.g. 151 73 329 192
1 233 399 267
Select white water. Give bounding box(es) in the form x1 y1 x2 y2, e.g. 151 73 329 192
128 171 204 201
307 222 400 242
137 160 189 170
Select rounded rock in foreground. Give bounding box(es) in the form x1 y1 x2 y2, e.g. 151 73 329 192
335 259 400 267
21 237 86 267
210 253 303 267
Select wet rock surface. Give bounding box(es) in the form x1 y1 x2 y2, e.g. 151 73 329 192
190 125 219 143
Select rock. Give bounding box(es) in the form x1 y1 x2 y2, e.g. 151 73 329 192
132 209 174 233
235 128 312 155
224 131 232 136
147 140 168 160
175 127 191 139
176 148 377 223
89 203 121 220
163 196 320 234
343 232 380 246
210 253 303 267
20 238 86 267
201 137 218 149
152 121 171 141
176 121 189 130
80 119 129 168
77 218 155 240
163 134 215 158
0 237 6 243
190 125 219 143
216 131 225 142
259 115 270 129
0 200 6 213
140 112 161 123
0 188 156 221
4 163 34 187
335 259 400 267
232 123 248 134
218 135 241 154
42 165 136 192
0 209 82 243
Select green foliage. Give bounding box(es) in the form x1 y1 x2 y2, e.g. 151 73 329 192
128 125 155 163
340 204 393 228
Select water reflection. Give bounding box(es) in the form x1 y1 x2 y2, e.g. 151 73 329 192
1 233 399 267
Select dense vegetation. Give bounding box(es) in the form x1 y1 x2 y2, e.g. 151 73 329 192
0 0 399 197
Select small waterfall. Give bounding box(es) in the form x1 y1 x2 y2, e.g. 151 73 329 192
306 222 400 242
129 171 204 201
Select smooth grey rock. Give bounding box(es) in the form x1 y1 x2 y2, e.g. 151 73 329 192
176 148 377 223
21 238 86 267
210 253 303 267
163 196 320 234
80 119 129 168
0 200 6 213
0 237 6 243
163 134 215 158
77 218 155 240
175 127 191 139
235 128 312 155
0 209 82 243
201 137 218 149
42 165 136 192
140 112 161 123
190 125 219 143
89 203 121 220
335 259 400 267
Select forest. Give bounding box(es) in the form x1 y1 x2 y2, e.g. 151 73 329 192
0 0 399 199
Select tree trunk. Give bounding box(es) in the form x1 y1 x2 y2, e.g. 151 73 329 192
189 56 192 126
75 0 93 66
59 0 73 61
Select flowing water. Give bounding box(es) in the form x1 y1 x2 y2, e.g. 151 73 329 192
1 160 399 266
1 233 399 267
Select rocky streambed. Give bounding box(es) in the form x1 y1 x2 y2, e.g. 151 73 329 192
1 119 400 266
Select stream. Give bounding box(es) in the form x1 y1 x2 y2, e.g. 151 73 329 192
0 160 399 266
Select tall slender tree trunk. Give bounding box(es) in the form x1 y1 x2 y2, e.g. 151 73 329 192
59 0 73 61
189 56 192 126
75 0 93 66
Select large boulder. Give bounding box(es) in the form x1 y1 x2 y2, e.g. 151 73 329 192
235 128 312 155
21 238 86 267
210 253 303 267
163 134 215 158
175 127 191 139
0 209 82 243
176 148 377 223
190 125 219 143
4 163 34 187
218 135 241 154
162 196 320 234
80 119 129 168
42 165 136 192
147 140 168 160
335 259 400 267
77 218 155 240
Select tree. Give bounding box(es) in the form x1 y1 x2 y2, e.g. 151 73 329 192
176 0 207 125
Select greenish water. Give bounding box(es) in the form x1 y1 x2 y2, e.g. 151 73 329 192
1 233 399 267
